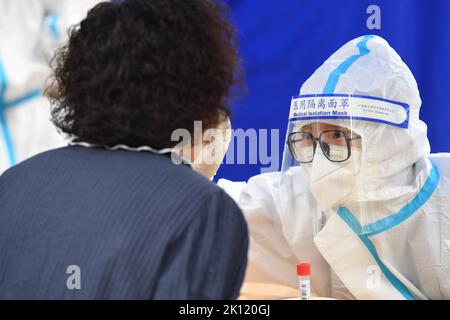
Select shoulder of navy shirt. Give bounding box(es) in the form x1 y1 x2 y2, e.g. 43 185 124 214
0 145 249 299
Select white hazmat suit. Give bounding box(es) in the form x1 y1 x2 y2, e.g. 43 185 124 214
0 0 101 172
219 35 450 300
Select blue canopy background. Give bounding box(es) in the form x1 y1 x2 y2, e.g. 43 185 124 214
216 0 450 182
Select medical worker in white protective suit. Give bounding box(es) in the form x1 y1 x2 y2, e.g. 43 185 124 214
218 35 450 300
0 0 101 173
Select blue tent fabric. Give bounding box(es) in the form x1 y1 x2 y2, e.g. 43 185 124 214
217 0 450 182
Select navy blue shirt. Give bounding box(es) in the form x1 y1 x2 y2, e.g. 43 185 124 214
0 146 248 299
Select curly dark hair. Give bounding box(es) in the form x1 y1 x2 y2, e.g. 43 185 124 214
47 0 241 149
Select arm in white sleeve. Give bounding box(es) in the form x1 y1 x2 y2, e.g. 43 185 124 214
219 173 299 288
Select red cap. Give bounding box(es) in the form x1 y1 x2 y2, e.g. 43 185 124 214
297 263 311 276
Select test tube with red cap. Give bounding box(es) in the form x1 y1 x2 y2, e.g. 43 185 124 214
297 262 311 300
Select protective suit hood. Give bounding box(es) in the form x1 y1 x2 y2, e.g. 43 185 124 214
280 35 431 227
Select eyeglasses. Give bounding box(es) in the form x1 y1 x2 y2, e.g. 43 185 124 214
287 130 361 163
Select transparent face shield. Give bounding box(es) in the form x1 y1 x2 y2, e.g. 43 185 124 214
278 93 411 234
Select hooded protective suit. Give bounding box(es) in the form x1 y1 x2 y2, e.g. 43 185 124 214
0 0 101 173
219 35 450 299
